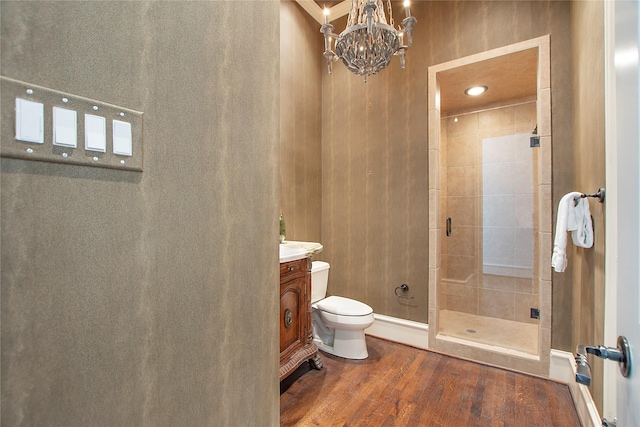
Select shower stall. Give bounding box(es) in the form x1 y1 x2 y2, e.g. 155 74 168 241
427 37 552 376
439 107 539 355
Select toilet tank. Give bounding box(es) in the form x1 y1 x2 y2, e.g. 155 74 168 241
310 261 330 303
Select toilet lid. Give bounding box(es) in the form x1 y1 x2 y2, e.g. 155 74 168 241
316 296 373 316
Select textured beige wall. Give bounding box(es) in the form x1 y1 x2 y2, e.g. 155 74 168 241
1 2 280 426
319 1 573 329
571 0 605 413
320 9 430 322
280 1 323 243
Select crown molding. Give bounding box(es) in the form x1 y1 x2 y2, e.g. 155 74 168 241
293 0 350 25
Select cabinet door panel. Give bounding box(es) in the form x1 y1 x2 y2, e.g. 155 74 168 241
280 278 304 358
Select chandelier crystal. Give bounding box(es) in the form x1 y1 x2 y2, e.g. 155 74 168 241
320 0 417 82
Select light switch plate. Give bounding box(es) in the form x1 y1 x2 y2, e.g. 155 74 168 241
1 76 144 171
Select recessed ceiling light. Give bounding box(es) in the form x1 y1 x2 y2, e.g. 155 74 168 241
464 85 488 96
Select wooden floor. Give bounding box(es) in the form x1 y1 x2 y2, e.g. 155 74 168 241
280 337 581 427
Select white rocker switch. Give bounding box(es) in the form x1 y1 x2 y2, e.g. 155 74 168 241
15 98 44 144
53 106 77 148
84 113 106 152
112 120 132 156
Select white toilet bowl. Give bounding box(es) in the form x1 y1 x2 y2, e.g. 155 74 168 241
310 262 374 359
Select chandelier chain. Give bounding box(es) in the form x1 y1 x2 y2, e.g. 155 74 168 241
387 0 394 28
348 0 358 27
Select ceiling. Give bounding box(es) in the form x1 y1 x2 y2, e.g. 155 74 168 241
437 49 538 114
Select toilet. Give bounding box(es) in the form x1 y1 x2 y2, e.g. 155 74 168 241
310 261 374 359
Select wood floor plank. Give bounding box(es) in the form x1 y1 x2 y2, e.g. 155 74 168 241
389 353 435 424
410 354 450 425
479 366 508 426
280 337 581 427
339 346 414 426
470 369 488 420
502 371 518 425
516 373 547 425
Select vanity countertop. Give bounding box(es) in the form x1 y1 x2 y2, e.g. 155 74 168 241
279 241 323 263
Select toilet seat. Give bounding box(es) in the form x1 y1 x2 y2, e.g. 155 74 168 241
315 295 372 316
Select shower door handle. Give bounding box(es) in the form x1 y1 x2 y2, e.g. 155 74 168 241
446 217 452 236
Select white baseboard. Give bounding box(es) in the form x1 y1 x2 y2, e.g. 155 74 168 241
365 313 429 350
550 349 601 427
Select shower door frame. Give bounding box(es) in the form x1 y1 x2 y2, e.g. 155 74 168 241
427 36 552 376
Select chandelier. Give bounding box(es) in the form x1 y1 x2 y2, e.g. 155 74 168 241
320 0 417 82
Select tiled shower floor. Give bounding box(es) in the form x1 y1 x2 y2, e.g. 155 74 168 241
438 310 538 355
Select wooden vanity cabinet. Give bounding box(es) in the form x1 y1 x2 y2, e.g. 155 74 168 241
279 257 322 381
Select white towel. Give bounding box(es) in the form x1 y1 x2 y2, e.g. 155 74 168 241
571 196 594 249
552 192 594 272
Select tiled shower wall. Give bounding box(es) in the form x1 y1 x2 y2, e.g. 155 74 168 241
440 101 539 324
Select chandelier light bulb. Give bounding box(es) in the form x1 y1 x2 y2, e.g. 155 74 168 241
404 0 411 17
